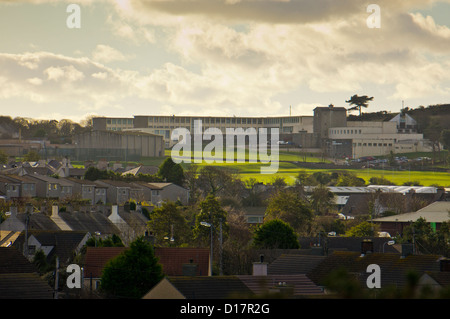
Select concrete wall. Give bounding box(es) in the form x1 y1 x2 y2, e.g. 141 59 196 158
73 131 164 161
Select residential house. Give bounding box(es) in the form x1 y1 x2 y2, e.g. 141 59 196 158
418 265 450 295
25 174 73 199
306 251 444 292
94 180 131 204
54 207 121 237
297 237 400 255
122 165 159 176
154 247 210 276
12 230 90 263
65 177 97 204
82 246 127 291
0 175 38 199
0 247 54 299
0 175 21 200
372 201 450 236
108 205 149 245
143 276 255 299
135 182 189 206
144 261 323 299
94 183 108 204
0 206 60 233
10 175 37 198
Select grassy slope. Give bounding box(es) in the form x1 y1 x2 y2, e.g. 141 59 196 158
80 149 450 187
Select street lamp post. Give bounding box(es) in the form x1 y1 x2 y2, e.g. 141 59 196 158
200 221 213 276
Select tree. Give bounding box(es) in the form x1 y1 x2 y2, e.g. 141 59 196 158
401 218 450 256
252 219 299 249
265 189 314 235
193 194 229 245
345 94 374 118
100 237 164 298
157 157 184 186
196 165 243 198
0 149 8 164
23 150 40 162
309 184 335 215
147 200 191 246
441 129 450 150
345 221 378 237
86 234 124 247
84 166 110 181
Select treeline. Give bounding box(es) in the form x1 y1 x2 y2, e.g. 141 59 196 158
0 115 92 143
347 103 450 133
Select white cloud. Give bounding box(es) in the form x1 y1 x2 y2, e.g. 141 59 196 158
91 44 130 63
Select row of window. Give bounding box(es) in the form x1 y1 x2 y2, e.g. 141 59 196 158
332 129 363 135
354 142 393 147
147 116 303 125
106 118 133 125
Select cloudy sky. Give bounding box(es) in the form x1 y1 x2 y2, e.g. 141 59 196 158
1 0 450 123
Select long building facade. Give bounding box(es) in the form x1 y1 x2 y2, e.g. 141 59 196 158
92 107 432 159
93 114 315 147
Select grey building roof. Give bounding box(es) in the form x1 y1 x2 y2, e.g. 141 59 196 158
373 201 450 223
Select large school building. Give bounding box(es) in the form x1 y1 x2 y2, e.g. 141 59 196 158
92 106 433 159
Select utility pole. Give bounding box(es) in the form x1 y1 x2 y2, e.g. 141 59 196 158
54 256 59 299
24 210 30 258
219 218 223 276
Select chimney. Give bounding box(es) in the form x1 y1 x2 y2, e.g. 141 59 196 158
440 259 450 272
361 239 374 256
253 255 268 276
401 243 414 258
182 259 198 276
10 206 18 216
51 205 59 217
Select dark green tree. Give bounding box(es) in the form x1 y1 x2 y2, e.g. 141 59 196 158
147 200 191 246
265 189 314 235
0 149 8 164
193 194 229 245
252 219 299 249
84 166 110 181
158 157 184 186
309 184 335 215
86 234 124 247
23 150 40 162
346 94 374 118
441 129 450 150
100 237 164 298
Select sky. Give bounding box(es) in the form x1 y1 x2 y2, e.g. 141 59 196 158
1 0 450 123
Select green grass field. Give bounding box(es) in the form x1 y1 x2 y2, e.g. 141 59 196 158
81 149 450 187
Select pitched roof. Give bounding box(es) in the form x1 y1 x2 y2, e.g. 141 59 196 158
0 247 38 274
268 254 326 275
15 212 61 231
307 251 442 289
0 273 54 299
238 274 323 296
154 247 210 276
123 165 159 176
83 246 127 278
161 276 254 299
12 230 89 264
298 237 399 254
58 211 121 235
422 271 450 287
373 201 450 223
